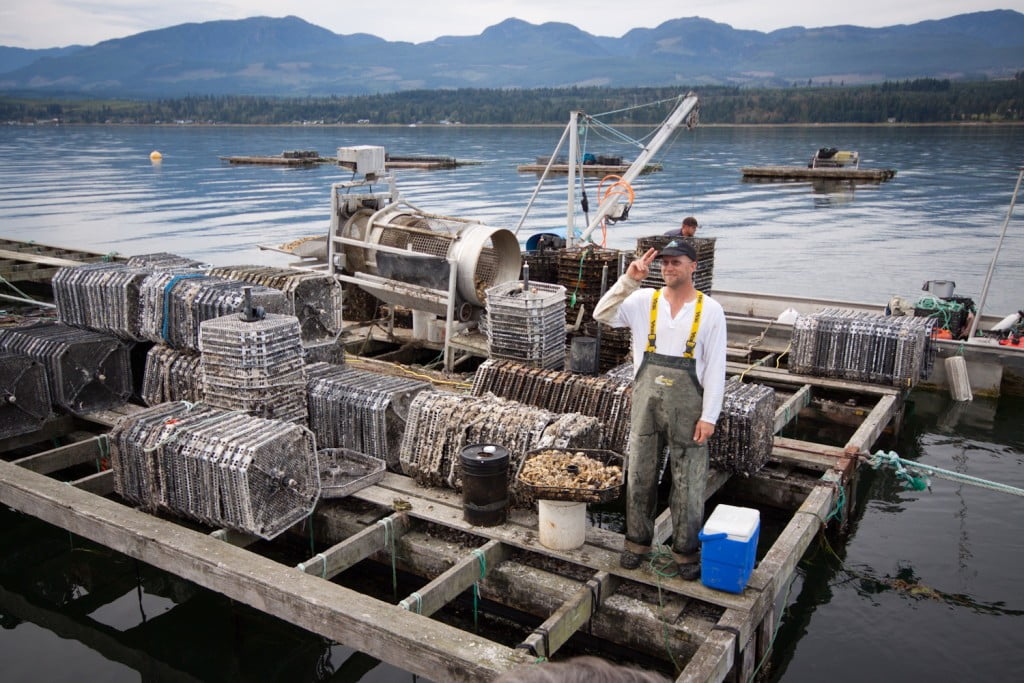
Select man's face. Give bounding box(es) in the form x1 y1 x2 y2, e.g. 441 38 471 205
681 223 697 237
661 255 696 287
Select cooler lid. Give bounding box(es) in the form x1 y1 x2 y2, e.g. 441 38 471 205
702 504 760 542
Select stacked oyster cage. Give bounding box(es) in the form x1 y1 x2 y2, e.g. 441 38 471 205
471 359 632 454
789 308 936 388
557 246 621 322
635 236 716 293
206 265 343 347
140 346 203 406
306 362 429 471
581 320 632 373
108 402 320 539
0 321 132 414
708 381 776 475
0 352 52 439
139 272 287 350
522 250 561 285
52 262 151 340
484 281 567 370
125 252 205 269
199 311 308 424
399 390 603 497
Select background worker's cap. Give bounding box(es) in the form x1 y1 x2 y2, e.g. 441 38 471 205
658 239 697 261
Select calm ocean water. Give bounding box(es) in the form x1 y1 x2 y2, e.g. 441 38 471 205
1 123 1022 681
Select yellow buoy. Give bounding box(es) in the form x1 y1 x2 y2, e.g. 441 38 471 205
149 150 162 161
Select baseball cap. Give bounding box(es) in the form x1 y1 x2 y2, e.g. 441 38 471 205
658 239 697 261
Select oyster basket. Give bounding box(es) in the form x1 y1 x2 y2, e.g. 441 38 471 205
318 448 386 499
515 448 624 504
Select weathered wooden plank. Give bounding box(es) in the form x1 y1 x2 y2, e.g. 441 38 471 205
298 512 411 580
770 446 838 472
12 434 106 474
353 482 754 611
0 459 530 680
844 393 900 454
774 384 812 432
0 248 84 267
70 469 114 495
519 570 619 658
724 362 899 396
676 629 735 683
398 539 509 617
312 502 718 661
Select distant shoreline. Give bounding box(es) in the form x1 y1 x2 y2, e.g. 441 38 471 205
11 121 1024 128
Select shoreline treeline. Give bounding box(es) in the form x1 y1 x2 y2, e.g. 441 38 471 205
2 77 1021 125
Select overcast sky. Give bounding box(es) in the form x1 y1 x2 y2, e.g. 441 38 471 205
0 0 1018 48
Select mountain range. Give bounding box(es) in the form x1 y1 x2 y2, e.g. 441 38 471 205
1 11 1022 98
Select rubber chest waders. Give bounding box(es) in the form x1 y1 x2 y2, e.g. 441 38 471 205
624 290 708 563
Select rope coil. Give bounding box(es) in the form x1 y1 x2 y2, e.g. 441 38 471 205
867 450 1024 497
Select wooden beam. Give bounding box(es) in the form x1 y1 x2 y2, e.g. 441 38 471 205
353 481 753 611
844 394 899 454
676 629 734 683
774 384 812 433
724 362 899 397
398 539 509 617
0 459 530 680
518 570 619 658
13 434 106 474
70 469 114 495
297 513 411 580
0 247 84 267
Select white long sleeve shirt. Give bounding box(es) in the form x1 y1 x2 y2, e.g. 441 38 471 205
594 274 728 424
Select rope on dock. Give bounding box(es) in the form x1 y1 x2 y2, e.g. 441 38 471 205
471 548 487 631
377 517 398 600
867 450 1024 497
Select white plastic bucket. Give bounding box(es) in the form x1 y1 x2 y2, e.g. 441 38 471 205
538 499 586 550
923 280 955 299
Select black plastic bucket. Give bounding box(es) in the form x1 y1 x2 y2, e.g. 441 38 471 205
570 336 599 375
460 444 510 526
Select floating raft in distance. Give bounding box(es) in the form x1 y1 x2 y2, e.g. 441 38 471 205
516 162 662 175
220 151 480 170
740 165 897 182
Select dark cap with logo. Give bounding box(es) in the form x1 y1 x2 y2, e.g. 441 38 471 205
657 239 697 261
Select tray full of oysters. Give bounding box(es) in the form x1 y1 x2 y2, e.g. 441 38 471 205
516 448 624 503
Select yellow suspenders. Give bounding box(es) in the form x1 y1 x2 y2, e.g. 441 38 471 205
646 289 704 358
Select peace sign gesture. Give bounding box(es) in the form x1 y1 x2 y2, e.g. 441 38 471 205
626 248 658 282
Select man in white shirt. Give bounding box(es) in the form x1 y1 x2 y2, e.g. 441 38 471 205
593 240 726 580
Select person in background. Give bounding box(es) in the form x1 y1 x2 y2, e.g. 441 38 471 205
664 216 698 238
593 240 727 580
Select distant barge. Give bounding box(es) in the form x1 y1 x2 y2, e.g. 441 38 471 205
221 151 480 170
741 166 897 182
517 162 662 175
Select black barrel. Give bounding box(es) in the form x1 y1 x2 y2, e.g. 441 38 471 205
460 444 510 526
570 336 599 375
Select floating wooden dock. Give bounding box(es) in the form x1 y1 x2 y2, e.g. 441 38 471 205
517 163 662 175
740 166 897 182
0 361 897 681
220 154 480 170
0 238 124 286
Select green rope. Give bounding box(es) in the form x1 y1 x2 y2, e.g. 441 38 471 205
378 517 398 600
913 294 966 331
569 250 586 308
471 548 487 631
869 450 1024 497
95 434 109 472
648 546 683 674
824 482 846 524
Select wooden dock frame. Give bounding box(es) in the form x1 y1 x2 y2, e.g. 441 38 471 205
0 357 905 681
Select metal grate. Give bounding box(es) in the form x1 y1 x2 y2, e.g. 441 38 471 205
0 321 131 414
0 352 52 439
52 262 152 341
139 273 287 351
484 281 567 370
634 236 716 293
398 390 602 500
141 345 203 407
206 266 344 346
306 362 429 471
471 358 632 454
199 313 308 425
790 308 936 388
109 402 320 539
707 380 776 475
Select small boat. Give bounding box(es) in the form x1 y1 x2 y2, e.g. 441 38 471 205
741 148 896 182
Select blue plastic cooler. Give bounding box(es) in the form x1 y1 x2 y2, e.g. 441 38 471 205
698 504 760 593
